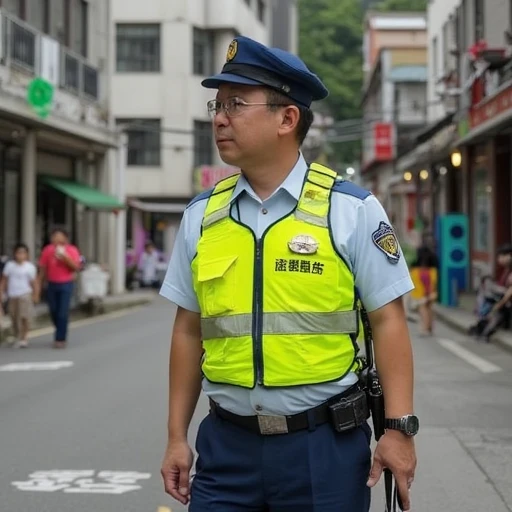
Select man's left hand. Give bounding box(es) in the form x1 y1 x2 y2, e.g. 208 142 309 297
367 429 417 511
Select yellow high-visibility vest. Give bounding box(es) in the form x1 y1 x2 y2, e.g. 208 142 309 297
191 163 362 388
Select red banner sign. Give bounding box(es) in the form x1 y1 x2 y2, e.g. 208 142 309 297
374 122 394 160
470 83 512 129
193 165 240 193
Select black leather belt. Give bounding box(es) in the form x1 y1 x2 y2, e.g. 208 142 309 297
209 383 364 436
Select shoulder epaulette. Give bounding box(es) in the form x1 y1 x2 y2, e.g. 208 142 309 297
332 180 372 201
186 188 213 209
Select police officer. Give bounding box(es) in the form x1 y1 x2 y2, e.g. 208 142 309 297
160 36 418 511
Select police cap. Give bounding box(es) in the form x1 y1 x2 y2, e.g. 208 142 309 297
201 36 329 108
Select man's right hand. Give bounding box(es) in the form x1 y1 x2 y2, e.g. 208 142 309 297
161 440 194 505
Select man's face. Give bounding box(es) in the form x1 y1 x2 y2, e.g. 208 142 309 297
14 248 28 262
51 232 67 246
213 84 285 167
497 253 511 267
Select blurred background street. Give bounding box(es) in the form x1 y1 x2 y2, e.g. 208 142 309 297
1 0 512 510
1 297 512 512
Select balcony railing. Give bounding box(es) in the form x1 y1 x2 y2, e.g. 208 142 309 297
0 9 99 101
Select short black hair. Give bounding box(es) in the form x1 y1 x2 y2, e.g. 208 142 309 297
264 88 314 145
51 227 69 238
497 244 512 255
13 243 29 254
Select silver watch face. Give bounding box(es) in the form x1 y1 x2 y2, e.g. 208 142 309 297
403 415 419 435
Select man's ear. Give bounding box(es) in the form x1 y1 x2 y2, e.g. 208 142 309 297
278 105 300 137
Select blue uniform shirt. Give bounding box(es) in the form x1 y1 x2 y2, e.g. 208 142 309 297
160 153 414 416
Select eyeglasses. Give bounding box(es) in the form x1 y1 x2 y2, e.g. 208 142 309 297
207 97 289 119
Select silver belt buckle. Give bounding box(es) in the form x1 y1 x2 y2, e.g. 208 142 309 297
257 414 289 435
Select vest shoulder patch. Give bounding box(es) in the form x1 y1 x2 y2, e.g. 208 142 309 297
332 180 372 201
186 189 213 209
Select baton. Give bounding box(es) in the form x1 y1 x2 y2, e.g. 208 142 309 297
360 308 403 512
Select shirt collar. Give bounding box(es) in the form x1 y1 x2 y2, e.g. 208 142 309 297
231 152 308 203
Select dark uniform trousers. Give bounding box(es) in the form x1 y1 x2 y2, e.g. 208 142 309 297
189 411 372 512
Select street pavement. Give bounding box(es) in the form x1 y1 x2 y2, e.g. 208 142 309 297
1 296 512 512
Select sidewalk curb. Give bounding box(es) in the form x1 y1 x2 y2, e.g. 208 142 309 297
0 293 156 344
434 306 512 355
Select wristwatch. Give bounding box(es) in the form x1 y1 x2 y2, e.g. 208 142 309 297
385 414 419 436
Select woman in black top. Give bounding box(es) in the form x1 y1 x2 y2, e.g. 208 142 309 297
411 236 439 336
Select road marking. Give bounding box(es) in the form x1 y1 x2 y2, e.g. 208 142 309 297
0 361 74 372
158 508 172 512
437 338 502 373
27 305 146 340
12 470 151 494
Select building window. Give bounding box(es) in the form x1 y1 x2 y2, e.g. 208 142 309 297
27 0 50 33
3 0 25 19
244 0 251 5
73 0 88 57
116 24 161 72
193 28 214 76
510 0 512 33
194 121 213 167
474 0 484 41
117 119 161 166
257 0 266 23
472 151 491 253
431 36 438 79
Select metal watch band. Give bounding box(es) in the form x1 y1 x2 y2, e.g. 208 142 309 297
385 418 403 431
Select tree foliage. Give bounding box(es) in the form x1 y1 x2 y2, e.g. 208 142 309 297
374 0 427 12
298 0 364 121
298 0 427 165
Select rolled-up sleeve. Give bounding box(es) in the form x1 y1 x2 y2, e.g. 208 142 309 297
350 196 414 312
159 208 200 313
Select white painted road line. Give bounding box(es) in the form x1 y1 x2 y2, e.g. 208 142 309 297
0 361 74 372
437 338 502 374
11 470 151 494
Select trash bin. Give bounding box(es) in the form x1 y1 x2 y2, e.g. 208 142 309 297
79 264 110 315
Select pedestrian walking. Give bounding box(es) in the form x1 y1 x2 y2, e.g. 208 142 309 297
37 228 82 349
410 233 439 336
0 243 38 348
138 241 160 289
160 36 418 512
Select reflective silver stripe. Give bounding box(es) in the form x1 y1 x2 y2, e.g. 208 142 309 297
202 313 252 340
201 311 358 340
203 205 231 228
264 311 358 334
294 209 328 227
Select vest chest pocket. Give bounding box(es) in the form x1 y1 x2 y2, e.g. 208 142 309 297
197 255 238 317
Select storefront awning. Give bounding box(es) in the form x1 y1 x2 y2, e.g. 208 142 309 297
128 199 188 213
40 176 125 211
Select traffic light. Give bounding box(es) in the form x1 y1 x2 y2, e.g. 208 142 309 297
435 214 469 306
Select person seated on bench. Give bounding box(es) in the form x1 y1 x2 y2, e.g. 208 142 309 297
469 244 512 342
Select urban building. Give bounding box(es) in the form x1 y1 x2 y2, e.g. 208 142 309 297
399 0 512 288
395 0 462 243
453 0 512 287
361 11 428 244
271 0 298 53
0 0 126 293
110 0 273 262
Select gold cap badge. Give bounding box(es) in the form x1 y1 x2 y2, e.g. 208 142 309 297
226 39 238 62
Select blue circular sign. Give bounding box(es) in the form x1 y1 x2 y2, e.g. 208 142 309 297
451 249 465 262
450 225 464 238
